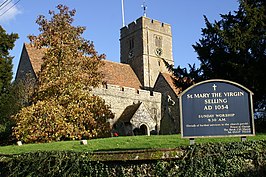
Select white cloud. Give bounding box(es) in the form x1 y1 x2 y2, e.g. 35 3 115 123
0 0 22 23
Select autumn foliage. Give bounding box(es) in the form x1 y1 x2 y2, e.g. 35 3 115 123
12 5 114 143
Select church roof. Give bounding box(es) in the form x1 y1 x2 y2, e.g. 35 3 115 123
99 60 141 89
160 72 181 95
23 43 142 89
117 102 142 123
24 43 45 75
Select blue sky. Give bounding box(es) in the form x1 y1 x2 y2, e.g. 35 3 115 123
0 0 239 78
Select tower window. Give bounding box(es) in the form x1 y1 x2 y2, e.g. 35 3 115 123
154 35 162 48
129 37 134 50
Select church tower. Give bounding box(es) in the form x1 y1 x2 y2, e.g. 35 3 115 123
120 16 174 90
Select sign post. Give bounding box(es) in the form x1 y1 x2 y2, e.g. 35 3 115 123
180 79 255 141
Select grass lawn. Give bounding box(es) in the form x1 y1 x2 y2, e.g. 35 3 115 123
0 134 265 155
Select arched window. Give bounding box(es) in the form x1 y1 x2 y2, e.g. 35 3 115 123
154 35 162 48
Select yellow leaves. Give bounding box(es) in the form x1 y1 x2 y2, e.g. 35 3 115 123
13 5 115 144
12 94 114 143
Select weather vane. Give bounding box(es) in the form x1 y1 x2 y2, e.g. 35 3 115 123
141 0 147 17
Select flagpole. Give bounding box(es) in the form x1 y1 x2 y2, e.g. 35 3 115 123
121 0 125 27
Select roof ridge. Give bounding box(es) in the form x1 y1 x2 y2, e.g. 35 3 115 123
102 59 130 66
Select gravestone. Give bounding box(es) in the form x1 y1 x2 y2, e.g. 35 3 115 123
180 79 255 138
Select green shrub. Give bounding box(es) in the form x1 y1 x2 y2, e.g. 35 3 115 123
1 140 265 176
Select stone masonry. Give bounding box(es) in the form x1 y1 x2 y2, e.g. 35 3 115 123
15 16 181 136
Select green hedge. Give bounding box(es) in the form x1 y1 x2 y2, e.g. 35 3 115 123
1 140 265 176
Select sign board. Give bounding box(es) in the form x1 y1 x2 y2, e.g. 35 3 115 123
180 79 255 138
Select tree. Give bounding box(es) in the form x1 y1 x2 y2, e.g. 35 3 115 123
12 5 114 143
169 0 266 109
0 25 18 143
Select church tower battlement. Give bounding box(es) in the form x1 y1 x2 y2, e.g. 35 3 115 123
120 16 174 90
120 17 172 39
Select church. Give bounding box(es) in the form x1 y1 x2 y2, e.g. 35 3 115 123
15 16 181 136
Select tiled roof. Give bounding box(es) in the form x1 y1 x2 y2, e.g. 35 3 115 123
100 60 142 89
24 43 46 75
24 43 142 89
161 72 181 95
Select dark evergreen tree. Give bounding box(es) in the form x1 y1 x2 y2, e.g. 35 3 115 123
169 0 265 110
0 25 18 143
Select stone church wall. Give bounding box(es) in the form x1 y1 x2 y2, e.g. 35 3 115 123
154 76 180 134
130 103 157 135
92 84 162 130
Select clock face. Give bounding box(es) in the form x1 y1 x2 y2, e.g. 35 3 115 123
155 48 163 56
128 50 134 59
